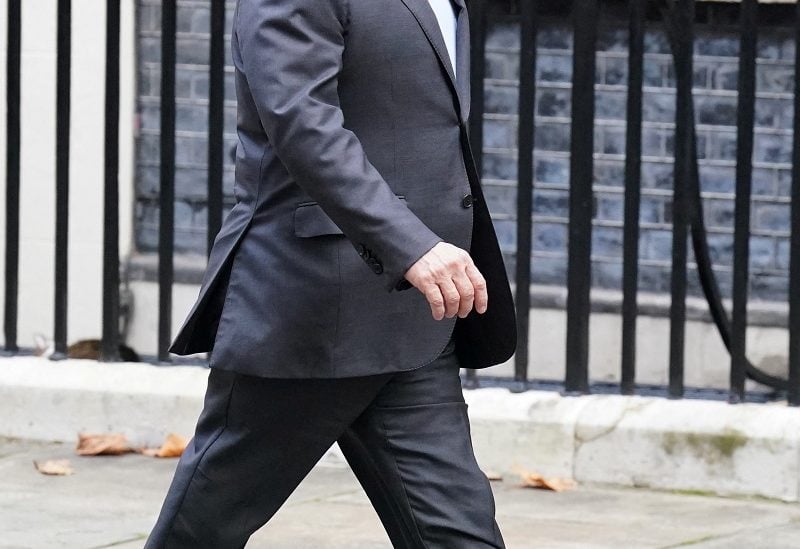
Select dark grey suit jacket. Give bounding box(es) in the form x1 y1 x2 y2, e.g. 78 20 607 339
167 0 517 377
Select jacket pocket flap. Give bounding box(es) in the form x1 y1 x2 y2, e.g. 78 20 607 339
293 196 405 238
293 203 344 237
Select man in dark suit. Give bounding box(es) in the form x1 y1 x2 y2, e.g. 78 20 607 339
146 0 516 546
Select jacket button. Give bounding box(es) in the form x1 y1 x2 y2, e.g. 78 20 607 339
462 194 473 208
372 263 384 275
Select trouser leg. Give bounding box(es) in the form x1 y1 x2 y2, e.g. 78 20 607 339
338 339 505 549
145 367 390 549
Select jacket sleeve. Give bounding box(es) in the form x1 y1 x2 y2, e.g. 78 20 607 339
235 0 442 292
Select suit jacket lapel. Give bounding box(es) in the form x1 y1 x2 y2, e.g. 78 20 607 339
399 0 467 121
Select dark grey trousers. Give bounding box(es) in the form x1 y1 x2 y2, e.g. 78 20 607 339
145 338 505 548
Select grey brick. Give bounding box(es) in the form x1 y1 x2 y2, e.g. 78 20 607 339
776 238 790 271
776 169 792 197
602 56 627 86
594 160 625 188
533 189 569 219
754 203 791 233
699 165 735 194
750 274 788 302
483 151 518 181
492 219 517 252
597 27 627 53
752 168 776 197
754 133 793 164
592 261 623 290
482 184 517 217
755 97 793 131
757 64 794 94
592 227 624 259
485 84 518 115
696 34 739 57
711 64 738 91
706 233 734 267
537 89 571 118
595 90 626 121
534 123 569 153
484 118 517 149
537 26 571 51
139 104 161 132
644 30 671 55
642 91 676 123
531 256 568 286
176 37 210 65
749 236 776 270
600 126 625 156
533 222 568 253
594 194 623 222
535 157 569 185
640 197 665 225
486 52 519 80
641 229 673 262
693 64 710 90
643 59 666 88
707 131 737 161
139 36 161 64
486 21 520 50
703 199 735 230
695 95 738 126
176 104 209 133
537 54 572 83
638 264 672 294
641 162 673 190
642 128 666 157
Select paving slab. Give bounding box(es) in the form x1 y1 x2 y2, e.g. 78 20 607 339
1 438 800 548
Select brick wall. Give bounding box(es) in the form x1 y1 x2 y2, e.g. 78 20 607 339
135 0 238 255
482 16 793 304
134 2 794 304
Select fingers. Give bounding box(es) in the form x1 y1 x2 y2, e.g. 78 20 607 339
439 278 461 319
405 242 488 320
451 270 475 318
465 263 488 314
423 284 446 321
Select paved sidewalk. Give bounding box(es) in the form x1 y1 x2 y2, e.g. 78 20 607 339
1 438 800 549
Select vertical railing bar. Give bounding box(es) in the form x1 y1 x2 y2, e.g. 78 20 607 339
158 0 177 363
101 0 122 362
621 0 645 396
52 0 72 361
565 0 598 395
730 0 757 404
3 0 21 354
788 0 800 407
668 0 695 399
513 0 537 390
463 0 486 389
207 0 226 256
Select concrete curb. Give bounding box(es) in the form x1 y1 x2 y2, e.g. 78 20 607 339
2 356 799 501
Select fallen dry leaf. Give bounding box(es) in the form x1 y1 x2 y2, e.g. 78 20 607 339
519 472 577 492
76 432 134 456
140 433 189 458
484 470 504 481
513 467 576 492
33 459 74 476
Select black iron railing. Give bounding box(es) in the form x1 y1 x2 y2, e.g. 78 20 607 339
2 0 799 406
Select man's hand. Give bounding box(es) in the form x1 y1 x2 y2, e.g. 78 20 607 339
404 242 488 320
